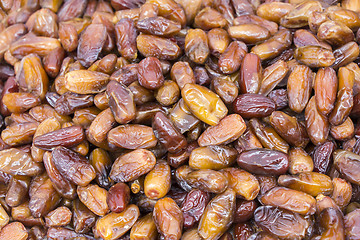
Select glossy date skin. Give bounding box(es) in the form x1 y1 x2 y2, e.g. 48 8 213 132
254 206 309 239
198 188 236 240
237 149 289 175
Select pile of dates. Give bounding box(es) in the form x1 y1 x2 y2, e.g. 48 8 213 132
0 0 359 239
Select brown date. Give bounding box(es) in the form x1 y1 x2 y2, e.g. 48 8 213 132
51 146 96 186
110 149 156 182
237 149 289 175
233 94 276 119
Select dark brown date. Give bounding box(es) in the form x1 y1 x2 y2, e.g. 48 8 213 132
233 93 276 118
34 125 85 151
152 112 187 153
51 146 96 186
181 189 210 229
237 149 289 175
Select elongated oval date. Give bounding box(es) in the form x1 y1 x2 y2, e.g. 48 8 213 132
185 29 209 64
294 46 335 68
10 33 61 58
312 141 335 174
221 168 260 201
110 149 156 182
45 206 72 227
189 145 238 170
64 70 110 94
0 148 43 176
305 96 330 145
278 172 333 197
2 93 41 114
144 161 171 199
254 206 309 239
185 169 228 193
1 122 39 146
317 20 354 47
344 208 360 239
234 200 258 224
137 34 181 60
181 83 228 126
249 118 289 153
73 199 96 234
138 57 164 90
88 108 116 143
239 53 262 94
77 24 107 68
170 61 195 90
270 111 309 147
21 53 49 100
237 149 289 175
287 65 313 113
314 67 338 116
106 80 136 124
0 24 27 59
152 112 187 153
260 187 316 215
94 204 140 240
258 60 288 96
107 183 130 213
289 148 314 174
34 125 85 151
130 213 158 240
78 184 109 216
6 175 31 207
333 150 360 185
108 124 157 149
115 18 137 61
153 197 183 240
228 24 270 44
29 177 61 218
250 29 292 61
218 41 246 75
43 152 76 200
233 94 275 119
318 208 345 239
198 114 246 147
194 7 227 30
181 189 210 229
51 146 96 186
198 188 236 240
137 16 181 36
54 92 94 115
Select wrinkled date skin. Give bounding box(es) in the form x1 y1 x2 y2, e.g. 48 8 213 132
94 204 140 240
270 111 309 147
254 206 309 239
108 124 157 149
198 188 236 240
278 172 333 197
110 149 156 182
181 83 228 126
152 112 187 153
51 146 96 186
237 149 289 175
153 197 183 240
233 94 276 119
181 189 210 229
34 125 85 151
260 187 316 215
106 80 136 124
312 141 336 174
333 150 360 185
317 207 345 240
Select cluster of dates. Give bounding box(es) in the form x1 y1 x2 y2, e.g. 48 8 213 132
0 0 359 239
